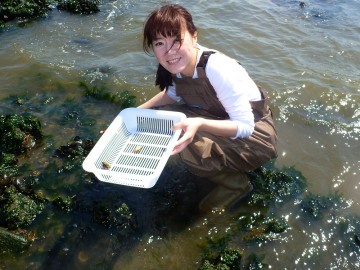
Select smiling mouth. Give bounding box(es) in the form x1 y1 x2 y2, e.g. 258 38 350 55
167 57 181 65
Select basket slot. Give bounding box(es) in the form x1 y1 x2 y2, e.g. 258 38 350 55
110 167 153 176
131 133 171 146
100 175 146 188
100 174 146 188
123 144 166 157
95 123 130 169
136 117 174 135
115 154 160 170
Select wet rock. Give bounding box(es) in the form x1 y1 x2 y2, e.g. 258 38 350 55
355 234 360 247
237 213 288 242
57 0 100 15
0 0 52 26
248 164 306 207
0 114 42 155
0 227 32 255
300 192 345 219
0 185 44 229
54 136 94 160
52 195 73 213
199 248 242 270
0 152 18 186
80 82 136 108
71 37 93 45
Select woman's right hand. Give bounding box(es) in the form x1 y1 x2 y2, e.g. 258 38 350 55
171 117 203 155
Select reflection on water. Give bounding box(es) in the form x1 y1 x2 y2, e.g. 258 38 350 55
0 0 359 269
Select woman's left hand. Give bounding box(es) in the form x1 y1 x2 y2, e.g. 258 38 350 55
171 118 203 155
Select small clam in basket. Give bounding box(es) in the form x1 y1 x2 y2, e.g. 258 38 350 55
82 108 186 188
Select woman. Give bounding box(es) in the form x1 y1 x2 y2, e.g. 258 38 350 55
138 4 278 212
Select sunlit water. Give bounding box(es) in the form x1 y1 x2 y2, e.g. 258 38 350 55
0 0 359 269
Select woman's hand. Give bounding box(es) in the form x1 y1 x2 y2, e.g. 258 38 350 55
171 117 203 155
171 117 239 155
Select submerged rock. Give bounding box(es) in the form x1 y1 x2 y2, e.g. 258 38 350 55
80 81 137 108
0 152 18 186
0 185 44 229
0 227 32 256
0 114 42 155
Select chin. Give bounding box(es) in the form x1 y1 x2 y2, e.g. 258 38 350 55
168 64 186 75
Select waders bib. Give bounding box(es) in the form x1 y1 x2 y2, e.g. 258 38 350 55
166 51 278 177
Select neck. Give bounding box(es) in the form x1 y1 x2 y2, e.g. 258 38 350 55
180 48 198 77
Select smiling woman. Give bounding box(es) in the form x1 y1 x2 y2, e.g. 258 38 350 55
138 4 278 213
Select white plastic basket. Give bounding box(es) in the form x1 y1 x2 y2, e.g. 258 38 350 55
82 108 186 188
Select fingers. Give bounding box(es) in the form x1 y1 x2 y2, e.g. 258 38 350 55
171 131 192 155
172 121 184 131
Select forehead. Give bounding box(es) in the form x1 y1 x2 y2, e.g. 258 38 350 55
150 18 185 40
154 30 185 39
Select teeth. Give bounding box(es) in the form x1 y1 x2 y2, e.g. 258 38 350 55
168 58 180 64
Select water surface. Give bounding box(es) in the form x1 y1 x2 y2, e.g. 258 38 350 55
0 0 359 269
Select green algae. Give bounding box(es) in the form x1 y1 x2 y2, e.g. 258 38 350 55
199 248 242 270
52 195 73 212
0 185 44 229
1 85 359 268
236 213 288 242
248 163 306 207
57 0 100 15
80 81 137 108
0 114 42 155
0 0 52 27
0 152 18 185
0 0 101 29
300 192 345 219
0 227 32 256
199 248 268 270
53 136 94 172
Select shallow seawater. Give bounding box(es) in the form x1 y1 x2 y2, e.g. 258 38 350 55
0 0 359 269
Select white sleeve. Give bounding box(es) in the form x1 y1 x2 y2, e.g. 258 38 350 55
166 84 181 102
205 53 261 139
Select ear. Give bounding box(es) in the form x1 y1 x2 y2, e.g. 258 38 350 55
193 31 198 45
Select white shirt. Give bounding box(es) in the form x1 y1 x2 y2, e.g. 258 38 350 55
166 44 261 139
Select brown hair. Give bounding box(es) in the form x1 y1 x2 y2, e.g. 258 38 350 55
143 4 197 54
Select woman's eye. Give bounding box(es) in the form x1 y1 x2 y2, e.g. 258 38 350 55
154 41 163 47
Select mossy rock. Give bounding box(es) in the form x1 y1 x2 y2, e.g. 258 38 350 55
57 0 100 15
0 114 42 155
0 0 52 24
0 185 44 229
0 152 19 184
0 227 32 256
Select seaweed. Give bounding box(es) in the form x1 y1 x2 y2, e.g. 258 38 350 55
57 0 100 15
236 212 288 242
300 192 346 219
248 163 306 207
80 81 137 108
0 114 42 155
0 0 52 24
0 185 44 229
53 136 94 172
0 0 101 29
199 248 242 270
0 227 32 256
0 152 19 185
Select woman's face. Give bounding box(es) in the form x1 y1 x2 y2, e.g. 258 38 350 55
152 29 198 77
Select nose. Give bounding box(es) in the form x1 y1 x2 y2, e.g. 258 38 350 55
165 41 177 55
